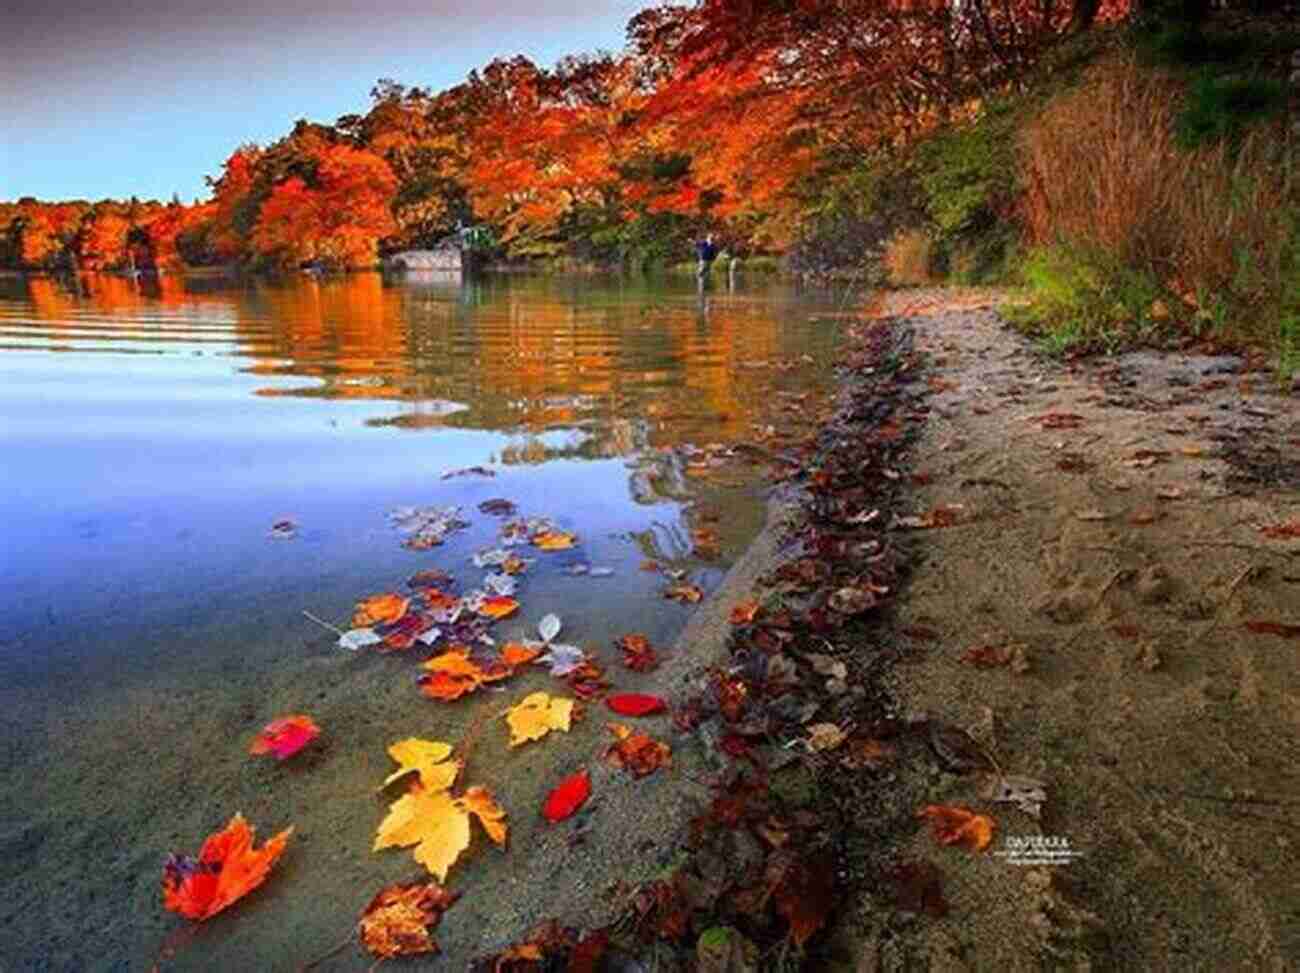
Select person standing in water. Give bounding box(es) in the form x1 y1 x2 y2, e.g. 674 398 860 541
695 233 719 279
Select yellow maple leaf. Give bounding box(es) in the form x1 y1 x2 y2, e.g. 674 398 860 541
381 738 460 791
504 692 575 747
374 783 508 882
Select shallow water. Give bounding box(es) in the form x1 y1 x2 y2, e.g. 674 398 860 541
0 270 844 969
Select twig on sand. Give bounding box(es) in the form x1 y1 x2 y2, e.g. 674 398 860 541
302 610 346 637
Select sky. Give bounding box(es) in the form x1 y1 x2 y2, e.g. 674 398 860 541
0 0 646 203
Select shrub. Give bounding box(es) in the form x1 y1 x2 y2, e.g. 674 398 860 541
1020 54 1296 352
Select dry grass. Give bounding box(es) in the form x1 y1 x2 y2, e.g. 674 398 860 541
882 228 934 286
1020 54 1295 338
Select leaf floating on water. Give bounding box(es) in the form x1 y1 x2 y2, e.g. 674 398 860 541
478 596 520 620
533 530 578 551
408 568 454 589
505 692 576 747
539 643 586 677
472 547 511 569
381 738 460 791
542 770 591 822
538 613 562 643
353 593 410 628
267 518 298 540
162 814 293 921
249 715 319 761
588 566 614 578
500 641 542 667
664 582 703 604
477 498 517 517
605 723 671 777
917 805 995 852
606 693 667 717
338 628 383 651
358 880 461 959
483 573 517 597
418 647 510 701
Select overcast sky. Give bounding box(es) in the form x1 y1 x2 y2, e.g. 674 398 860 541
1 1 644 202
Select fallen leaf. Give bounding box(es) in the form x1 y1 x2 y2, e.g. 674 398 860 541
538 613 562 643
376 611 436 651
1156 486 1185 501
959 645 1012 668
381 738 460 791
828 586 876 614
804 652 847 680
539 643 586 677
353 593 409 628
840 738 896 770
533 530 577 551
249 715 319 761
505 692 576 747
917 805 995 852
337 627 383 651
1259 520 1300 539
616 633 659 672
374 781 506 882
980 773 1047 819
1075 508 1110 522
888 861 948 917
477 498 517 516
418 647 510 701
606 723 671 777
729 601 761 625
267 518 298 540
441 465 494 479
358 881 461 959
1180 445 1205 458
606 693 667 717
408 568 454 588
162 814 292 920
1035 412 1085 429
500 641 542 667
566 660 609 699
893 505 964 529
806 723 847 752
477 595 519 620
768 852 834 946
664 582 704 604
1243 621 1300 638
542 770 591 822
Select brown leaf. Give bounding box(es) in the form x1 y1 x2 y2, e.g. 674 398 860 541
1243 621 1300 638
358 880 461 958
616 633 659 672
889 861 948 917
767 851 834 946
605 723 671 777
1259 520 1300 539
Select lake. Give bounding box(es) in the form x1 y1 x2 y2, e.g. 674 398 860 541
0 270 846 969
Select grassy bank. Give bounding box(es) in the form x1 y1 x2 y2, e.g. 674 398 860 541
815 15 1298 377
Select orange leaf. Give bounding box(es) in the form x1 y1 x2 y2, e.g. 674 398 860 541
532 530 577 550
616 633 658 672
418 647 506 700
162 814 292 921
500 641 542 667
359 881 461 958
917 805 995 852
605 723 671 777
1259 520 1300 539
249 714 319 760
729 600 761 625
353 593 409 628
478 596 520 619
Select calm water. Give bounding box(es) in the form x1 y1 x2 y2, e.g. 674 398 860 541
0 271 845 969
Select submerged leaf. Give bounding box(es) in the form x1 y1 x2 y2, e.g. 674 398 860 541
538 643 586 677
543 770 592 822
505 692 575 747
162 814 293 921
374 782 507 882
249 715 319 761
381 738 459 791
359 880 461 959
